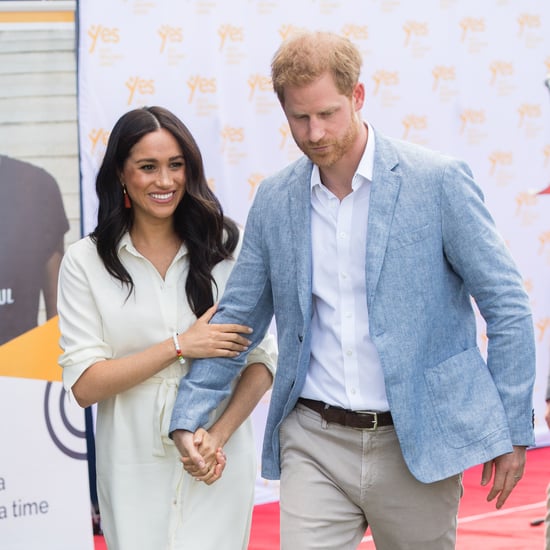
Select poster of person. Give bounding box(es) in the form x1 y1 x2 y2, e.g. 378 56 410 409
0 3 93 549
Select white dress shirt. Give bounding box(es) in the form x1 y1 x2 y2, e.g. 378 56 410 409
300 123 390 412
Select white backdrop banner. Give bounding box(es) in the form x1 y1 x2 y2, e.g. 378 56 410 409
77 0 550 502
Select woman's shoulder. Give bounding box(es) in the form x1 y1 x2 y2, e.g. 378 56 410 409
63 235 100 266
65 235 96 254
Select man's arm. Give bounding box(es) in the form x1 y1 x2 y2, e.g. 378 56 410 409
440 159 535 508
441 159 535 440
169 187 275 437
174 361 274 483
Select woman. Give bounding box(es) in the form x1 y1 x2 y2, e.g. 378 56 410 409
57 106 276 550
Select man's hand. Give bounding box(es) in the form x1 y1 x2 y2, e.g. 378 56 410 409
172 429 226 485
172 429 205 466
481 445 527 509
181 428 227 485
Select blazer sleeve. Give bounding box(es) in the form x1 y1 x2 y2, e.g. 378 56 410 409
169 185 276 434
440 159 535 445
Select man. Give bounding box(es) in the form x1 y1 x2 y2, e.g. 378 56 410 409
170 31 535 549
0 154 69 344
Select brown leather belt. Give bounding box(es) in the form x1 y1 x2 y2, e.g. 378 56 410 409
297 398 393 430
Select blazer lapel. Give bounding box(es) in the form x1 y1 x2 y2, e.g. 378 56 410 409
288 158 313 318
366 131 401 307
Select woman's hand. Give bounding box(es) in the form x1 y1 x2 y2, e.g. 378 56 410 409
181 428 227 485
178 304 252 359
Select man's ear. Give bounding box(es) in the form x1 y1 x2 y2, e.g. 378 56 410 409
352 82 365 111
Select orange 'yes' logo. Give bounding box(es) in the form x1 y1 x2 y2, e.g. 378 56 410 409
489 61 513 84
517 13 541 36
459 17 485 42
221 126 244 149
515 191 537 215
126 77 155 105
536 317 550 342
187 75 216 103
278 24 307 42
401 115 427 139
539 231 550 255
403 21 428 47
158 25 183 53
88 25 119 53
517 103 541 127
248 74 272 101
488 151 513 175
372 70 399 95
218 24 244 51
432 66 455 91
89 128 110 153
459 109 485 133
341 24 369 40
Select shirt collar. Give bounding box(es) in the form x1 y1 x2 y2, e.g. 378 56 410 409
117 231 188 258
117 232 134 254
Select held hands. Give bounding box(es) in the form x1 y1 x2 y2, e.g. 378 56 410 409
481 445 526 509
178 304 252 359
172 428 227 485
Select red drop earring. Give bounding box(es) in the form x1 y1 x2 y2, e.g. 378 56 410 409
123 185 131 209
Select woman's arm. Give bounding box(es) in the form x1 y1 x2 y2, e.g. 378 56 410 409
180 361 273 484
71 304 253 408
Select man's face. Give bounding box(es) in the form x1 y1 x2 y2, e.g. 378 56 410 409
282 72 363 168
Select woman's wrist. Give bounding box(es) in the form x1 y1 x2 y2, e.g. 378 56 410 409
172 333 186 365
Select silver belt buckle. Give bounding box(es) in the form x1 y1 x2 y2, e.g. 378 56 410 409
355 410 378 431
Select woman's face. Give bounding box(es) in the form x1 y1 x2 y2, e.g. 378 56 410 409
120 128 186 225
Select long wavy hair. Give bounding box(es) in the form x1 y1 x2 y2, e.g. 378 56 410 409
91 105 238 317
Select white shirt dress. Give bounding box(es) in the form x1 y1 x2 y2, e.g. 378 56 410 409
57 233 277 550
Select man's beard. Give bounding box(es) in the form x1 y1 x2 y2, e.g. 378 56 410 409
300 116 359 168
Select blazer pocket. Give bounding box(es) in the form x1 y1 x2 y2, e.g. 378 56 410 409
387 223 432 251
424 347 508 449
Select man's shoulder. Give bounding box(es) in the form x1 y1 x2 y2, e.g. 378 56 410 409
375 129 458 167
258 156 312 195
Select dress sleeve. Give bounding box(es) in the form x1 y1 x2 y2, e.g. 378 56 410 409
57 241 113 392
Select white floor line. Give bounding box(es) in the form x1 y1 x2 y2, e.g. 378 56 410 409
457 500 546 524
360 501 546 543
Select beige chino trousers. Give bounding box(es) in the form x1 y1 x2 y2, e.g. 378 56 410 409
279 403 462 550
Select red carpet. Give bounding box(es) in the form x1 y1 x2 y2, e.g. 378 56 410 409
94 446 549 549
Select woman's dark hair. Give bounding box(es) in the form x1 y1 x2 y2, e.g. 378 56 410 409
91 105 239 317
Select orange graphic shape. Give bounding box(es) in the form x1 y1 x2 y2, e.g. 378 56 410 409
0 11 74 24
0 317 63 382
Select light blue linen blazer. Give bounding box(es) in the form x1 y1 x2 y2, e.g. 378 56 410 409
170 129 535 483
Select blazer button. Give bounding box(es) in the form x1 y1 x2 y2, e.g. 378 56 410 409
298 334 303 343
